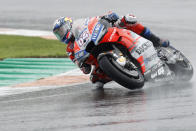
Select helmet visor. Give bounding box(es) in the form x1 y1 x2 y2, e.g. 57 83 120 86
53 24 69 41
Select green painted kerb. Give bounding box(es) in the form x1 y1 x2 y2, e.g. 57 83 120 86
0 58 77 87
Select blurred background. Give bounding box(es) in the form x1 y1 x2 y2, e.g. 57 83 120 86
1 0 195 64
0 0 195 31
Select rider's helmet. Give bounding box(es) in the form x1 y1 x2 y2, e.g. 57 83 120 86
53 17 74 44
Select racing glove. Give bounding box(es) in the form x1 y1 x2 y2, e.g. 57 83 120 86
101 12 119 24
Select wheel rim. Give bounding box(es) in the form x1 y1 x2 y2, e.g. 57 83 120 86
110 57 139 79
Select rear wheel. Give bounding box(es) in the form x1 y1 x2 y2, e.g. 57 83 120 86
98 55 144 90
159 46 194 81
168 52 193 81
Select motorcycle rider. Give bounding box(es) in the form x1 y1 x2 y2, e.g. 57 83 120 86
53 12 170 89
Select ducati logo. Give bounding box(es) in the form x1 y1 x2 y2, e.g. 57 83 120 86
108 28 116 41
136 41 152 55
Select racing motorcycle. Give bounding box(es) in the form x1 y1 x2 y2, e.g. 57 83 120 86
72 17 193 90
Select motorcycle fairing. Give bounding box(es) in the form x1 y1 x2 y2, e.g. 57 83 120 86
129 31 161 73
72 17 106 65
72 17 174 82
100 28 161 74
128 31 174 81
100 28 173 81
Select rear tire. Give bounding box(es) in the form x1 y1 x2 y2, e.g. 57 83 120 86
98 55 144 90
168 52 193 81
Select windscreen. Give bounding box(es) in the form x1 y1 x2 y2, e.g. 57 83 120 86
72 18 89 40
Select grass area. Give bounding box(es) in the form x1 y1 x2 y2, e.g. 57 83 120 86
0 35 67 59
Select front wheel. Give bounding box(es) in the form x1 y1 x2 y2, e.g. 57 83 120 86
98 55 144 90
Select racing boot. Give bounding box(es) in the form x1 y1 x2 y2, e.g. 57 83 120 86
141 28 170 47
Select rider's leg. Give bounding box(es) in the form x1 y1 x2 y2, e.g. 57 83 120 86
115 14 170 47
141 28 170 47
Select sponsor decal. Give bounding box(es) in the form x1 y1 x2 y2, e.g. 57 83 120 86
136 41 152 55
144 53 157 65
154 73 174 82
75 50 87 60
151 67 165 79
91 23 103 42
150 61 163 72
78 30 90 47
108 28 116 41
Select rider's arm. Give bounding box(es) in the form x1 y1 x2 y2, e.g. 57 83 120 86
115 14 159 45
101 12 152 40
101 12 169 47
66 42 75 62
66 42 91 74
100 12 142 32
115 14 145 35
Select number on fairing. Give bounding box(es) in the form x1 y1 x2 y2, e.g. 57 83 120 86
158 67 164 75
78 30 90 47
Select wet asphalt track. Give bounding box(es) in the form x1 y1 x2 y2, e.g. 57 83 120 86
0 82 196 131
0 0 196 130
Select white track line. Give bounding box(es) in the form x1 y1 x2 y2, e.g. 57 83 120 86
0 28 86 96
0 81 89 97
0 69 89 96
57 68 87 76
0 29 88 96
0 28 53 37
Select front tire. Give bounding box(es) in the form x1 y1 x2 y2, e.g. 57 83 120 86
98 55 144 90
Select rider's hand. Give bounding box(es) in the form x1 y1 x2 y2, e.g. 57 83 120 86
101 12 119 24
